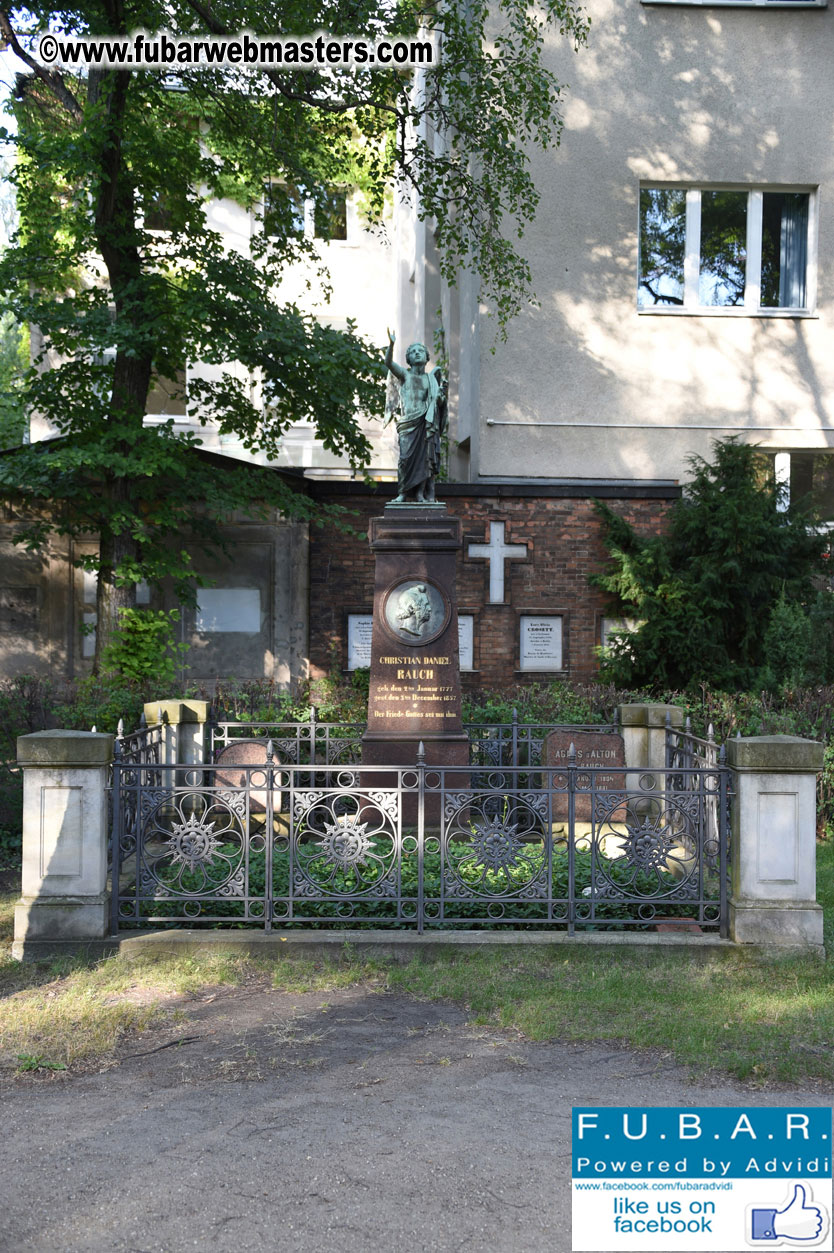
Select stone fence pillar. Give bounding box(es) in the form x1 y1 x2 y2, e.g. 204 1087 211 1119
13 730 114 961
728 735 824 953
617 703 684 772
143 699 210 766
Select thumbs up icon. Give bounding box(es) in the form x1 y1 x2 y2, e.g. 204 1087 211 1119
751 1184 826 1243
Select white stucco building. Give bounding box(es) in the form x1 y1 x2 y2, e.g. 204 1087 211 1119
425 0 834 516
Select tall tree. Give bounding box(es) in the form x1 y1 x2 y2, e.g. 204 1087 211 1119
0 0 589 669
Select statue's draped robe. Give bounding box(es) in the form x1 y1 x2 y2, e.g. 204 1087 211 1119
387 370 443 494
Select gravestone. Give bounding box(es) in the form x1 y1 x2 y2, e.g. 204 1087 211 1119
214 740 283 815
543 730 626 821
361 504 468 774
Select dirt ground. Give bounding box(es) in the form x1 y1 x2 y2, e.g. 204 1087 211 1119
1 976 831 1253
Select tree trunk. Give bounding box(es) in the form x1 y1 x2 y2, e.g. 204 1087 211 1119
90 66 155 673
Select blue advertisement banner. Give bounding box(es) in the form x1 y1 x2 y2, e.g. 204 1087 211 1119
572 1107 833 1252
573 1108 832 1179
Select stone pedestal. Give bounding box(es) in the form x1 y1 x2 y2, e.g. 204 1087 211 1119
143 699 210 765
728 735 824 953
13 730 114 960
618 703 684 772
362 505 469 787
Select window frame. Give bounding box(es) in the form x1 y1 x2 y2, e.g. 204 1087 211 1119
260 180 351 245
638 183 818 317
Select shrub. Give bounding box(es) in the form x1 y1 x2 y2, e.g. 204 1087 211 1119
593 438 829 691
100 607 189 688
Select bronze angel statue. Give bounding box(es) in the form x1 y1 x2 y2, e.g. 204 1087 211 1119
383 330 447 504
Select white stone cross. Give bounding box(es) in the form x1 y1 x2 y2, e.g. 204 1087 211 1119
467 521 527 603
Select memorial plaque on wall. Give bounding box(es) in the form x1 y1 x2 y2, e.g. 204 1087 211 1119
196 588 261 634
544 730 626 822
458 615 474 671
600 616 640 649
347 614 373 669
82 612 96 658
520 615 562 671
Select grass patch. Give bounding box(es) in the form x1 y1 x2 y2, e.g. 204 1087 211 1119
1 845 833 1083
817 837 834 954
388 945 834 1084
0 947 254 1071
0 887 14 950
383 841 834 1086
0 943 387 1074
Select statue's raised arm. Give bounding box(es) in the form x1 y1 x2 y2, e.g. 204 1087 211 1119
384 328 406 384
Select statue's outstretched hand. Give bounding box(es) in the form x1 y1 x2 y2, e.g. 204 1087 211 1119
387 328 396 345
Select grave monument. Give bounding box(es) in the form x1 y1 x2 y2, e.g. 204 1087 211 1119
361 335 468 772
543 729 626 821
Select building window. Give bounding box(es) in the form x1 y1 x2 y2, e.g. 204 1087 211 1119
638 186 814 314
313 187 348 241
263 183 306 239
144 192 173 232
146 368 187 417
764 451 834 522
263 183 348 242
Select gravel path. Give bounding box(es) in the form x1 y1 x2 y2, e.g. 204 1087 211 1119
1 979 830 1253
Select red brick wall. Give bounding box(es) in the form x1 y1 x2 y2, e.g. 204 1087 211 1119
308 488 673 691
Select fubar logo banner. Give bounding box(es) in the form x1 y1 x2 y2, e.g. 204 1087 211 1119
571 1107 833 1251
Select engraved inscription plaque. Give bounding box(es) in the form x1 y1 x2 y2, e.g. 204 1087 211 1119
196 588 261 634
458 615 474 670
544 730 626 822
520 615 563 671
347 614 374 669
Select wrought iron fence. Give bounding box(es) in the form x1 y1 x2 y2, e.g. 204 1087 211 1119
111 747 730 936
666 715 720 774
208 706 619 771
116 711 165 768
467 710 619 770
665 716 730 871
210 705 364 767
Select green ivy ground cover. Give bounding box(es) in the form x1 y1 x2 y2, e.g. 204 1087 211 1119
117 840 719 930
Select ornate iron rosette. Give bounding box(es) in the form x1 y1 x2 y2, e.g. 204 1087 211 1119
292 790 397 897
139 790 245 896
445 793 546 897
165 812 223 872
317 818 373 868
592 795 698 899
